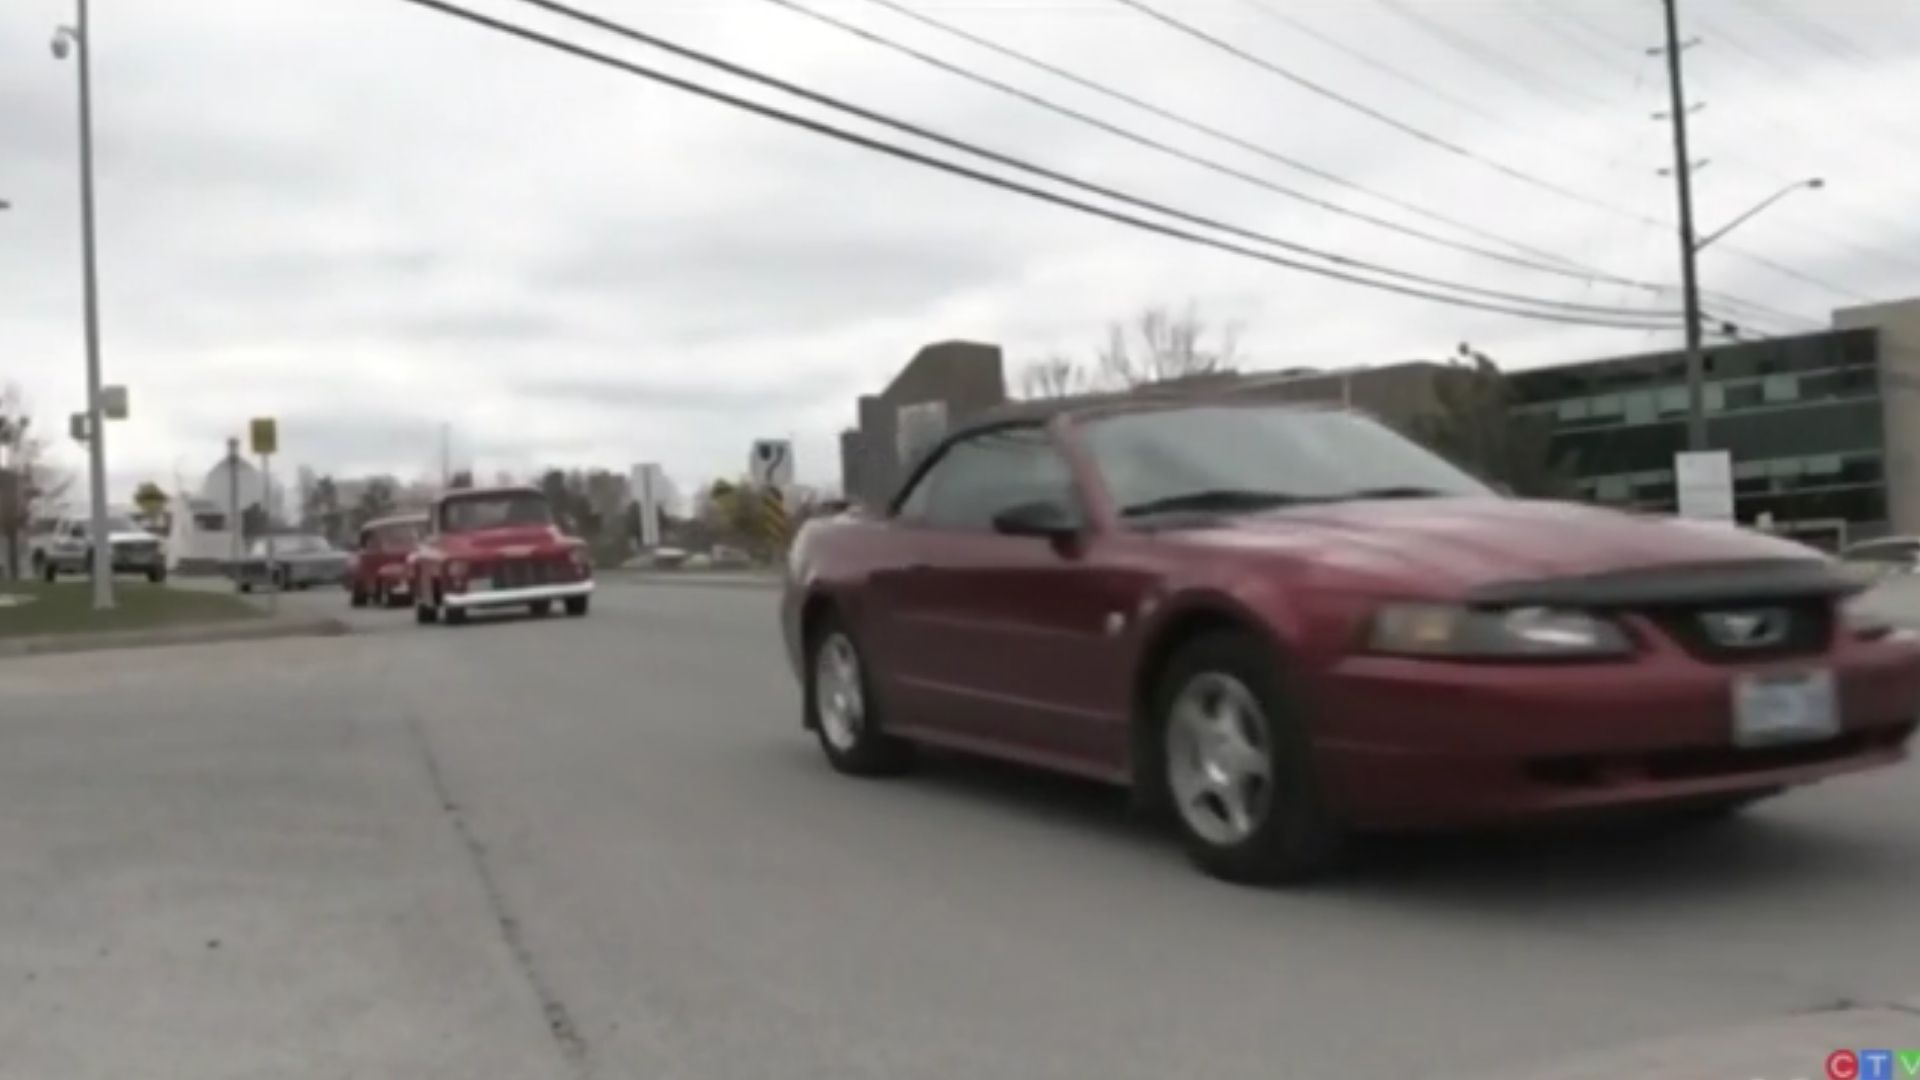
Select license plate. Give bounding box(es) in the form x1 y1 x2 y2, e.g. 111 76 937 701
468 577 492 593
1732 669 1840 748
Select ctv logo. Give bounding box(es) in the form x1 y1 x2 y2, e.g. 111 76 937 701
1825 1049 1920 1079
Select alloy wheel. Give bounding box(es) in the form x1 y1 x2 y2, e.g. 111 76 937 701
814 632 865 752
1164 671 1275 847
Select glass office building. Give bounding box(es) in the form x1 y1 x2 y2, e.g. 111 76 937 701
1508 327 1890 543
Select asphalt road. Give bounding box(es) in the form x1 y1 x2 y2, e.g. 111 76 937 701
4 578 1918 1079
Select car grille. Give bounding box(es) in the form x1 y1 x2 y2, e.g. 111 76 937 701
484 559 573 589
1641 598 1835 662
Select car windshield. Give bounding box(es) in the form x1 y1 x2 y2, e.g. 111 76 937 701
1078 405 1491 517
104 514 140 532
441 492 553 533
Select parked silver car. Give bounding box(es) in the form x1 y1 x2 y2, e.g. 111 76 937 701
231 534 351 592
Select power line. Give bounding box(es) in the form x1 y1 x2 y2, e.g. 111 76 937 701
760 0 1676 299
860 0 1805 332
1115 0 1871 306
393 0 1683 329
860 0 1591 277
1374 0 1619 113
496 0 1687 321
1112 0 1649 221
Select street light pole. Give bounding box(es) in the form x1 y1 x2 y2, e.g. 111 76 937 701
55 0 113 611
1695 178 1825 253
1659 0 1708 453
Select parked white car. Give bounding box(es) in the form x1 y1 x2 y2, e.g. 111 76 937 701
29 512 168 583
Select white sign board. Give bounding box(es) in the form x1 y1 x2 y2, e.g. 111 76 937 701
101 385 129 420
1675 450 1735 522
749 439 794 488
895 401 948 466
631 463 663 549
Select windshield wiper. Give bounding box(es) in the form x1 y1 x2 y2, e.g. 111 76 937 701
1119 488 1310 518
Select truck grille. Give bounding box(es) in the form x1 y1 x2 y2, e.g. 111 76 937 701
484 559 572 589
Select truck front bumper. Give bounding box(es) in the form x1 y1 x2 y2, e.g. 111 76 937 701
444 580 593 609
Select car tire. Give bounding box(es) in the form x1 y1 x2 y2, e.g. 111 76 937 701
350 586 369 608
1152 632 1342 885
148 565 167 584
564 596 589 617
415 600 437 625
37 555 54 582
238 581 253 594
530 600 553 617
806 613 912 777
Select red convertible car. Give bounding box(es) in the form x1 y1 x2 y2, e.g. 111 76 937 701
347 513 428 608
412 486 593 625
781 399 1920 883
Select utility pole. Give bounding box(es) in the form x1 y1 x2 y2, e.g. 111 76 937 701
1658 0 1708 452
226 437 241 569
55 0 114 609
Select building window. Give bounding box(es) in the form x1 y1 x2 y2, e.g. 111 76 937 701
1723 382 1763 410
1589 394 1623 419
1704 384 1726 413
1623 391 1656 424
1763 374 1799 404
1595 475 1632 501
1556 398 1590 422
1656 386 1689 416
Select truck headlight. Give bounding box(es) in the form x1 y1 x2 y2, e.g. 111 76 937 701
1367 604 1632 659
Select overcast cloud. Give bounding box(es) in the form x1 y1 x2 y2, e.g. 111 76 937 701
3 0 1917 503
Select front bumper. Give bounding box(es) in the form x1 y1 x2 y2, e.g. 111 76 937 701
1312 635 1920 829
444 580 593 609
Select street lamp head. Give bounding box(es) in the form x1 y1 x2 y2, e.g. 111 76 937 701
1806 177 1826 190
51 27 76 60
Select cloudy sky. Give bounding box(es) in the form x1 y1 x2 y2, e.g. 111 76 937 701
3 0 1917 505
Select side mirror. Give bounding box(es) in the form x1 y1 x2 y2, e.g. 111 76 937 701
991 499 1082 540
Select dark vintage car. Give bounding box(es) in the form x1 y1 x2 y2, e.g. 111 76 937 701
410 486 593 625
232 534 351 592
780 399 1920 883
347 514 429 608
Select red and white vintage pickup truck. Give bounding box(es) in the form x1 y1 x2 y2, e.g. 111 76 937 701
411 486 593 625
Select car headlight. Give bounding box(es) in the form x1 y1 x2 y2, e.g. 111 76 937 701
1367 603 1632 659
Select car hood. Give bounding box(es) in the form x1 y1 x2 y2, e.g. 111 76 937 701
1185 497 1826 595
435 525 577 555
109 530 160 545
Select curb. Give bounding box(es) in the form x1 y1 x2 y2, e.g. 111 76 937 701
0 615 351 661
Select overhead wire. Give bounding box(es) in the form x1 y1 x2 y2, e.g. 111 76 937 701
859 0 1804 332
1112 0 1873 306
496 0 1690 320
390 0 1688 329
757 0 1689 296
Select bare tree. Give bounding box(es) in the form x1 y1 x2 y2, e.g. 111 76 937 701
1096 303 1242 389
1017 353 1093 399
0 384 71 579
1412 351 1577 499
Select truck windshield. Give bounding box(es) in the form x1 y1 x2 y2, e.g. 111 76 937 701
441 493 553 533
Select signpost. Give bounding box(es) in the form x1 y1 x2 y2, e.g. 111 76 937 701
749 440 794 549
1675 450 1734 523
631 463 663 550
250 418 277 609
